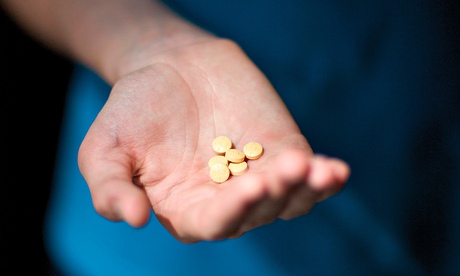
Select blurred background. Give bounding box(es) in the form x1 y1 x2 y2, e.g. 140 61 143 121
1 7 72 274
1 2 459 275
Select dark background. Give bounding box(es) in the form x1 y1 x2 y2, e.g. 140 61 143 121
1 2 459 275
1 8 72 275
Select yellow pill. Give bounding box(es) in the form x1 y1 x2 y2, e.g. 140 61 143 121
225 149 246 163
208 155 228 167
212 136 233 155
210 163 230 183
228 161 248 176
243 142 264 160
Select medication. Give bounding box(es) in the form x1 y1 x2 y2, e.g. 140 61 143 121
209 136 264 183
209 163 230 183
225 149 246 163
212 136 233 155
228 161 248 176
208 155 228 167
243 142 264 160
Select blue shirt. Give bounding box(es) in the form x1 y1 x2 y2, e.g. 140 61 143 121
44 1 460 275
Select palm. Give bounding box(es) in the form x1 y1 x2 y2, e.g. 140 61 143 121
79 40 348 243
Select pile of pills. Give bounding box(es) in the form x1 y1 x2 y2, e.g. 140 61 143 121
209 136 264 183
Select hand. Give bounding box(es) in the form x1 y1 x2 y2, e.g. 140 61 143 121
78 38 350 243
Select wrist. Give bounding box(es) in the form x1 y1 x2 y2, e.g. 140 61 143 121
109 21 217 84
92 2 217 84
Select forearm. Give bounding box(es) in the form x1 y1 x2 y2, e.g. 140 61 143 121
1 0 214 84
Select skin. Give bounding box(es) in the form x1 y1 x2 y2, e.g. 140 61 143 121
2 0 350 243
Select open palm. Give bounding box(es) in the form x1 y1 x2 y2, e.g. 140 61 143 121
78 39 350 243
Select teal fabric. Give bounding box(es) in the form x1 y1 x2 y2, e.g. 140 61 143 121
44 1 460 275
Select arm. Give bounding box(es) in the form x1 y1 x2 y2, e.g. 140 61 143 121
2 0 350 243
1 0 210 84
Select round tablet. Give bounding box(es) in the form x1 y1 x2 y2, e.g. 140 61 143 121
210 163 230 183
228 161 248 176
243 142 263 160
212 136 233 155
225 149 246 163
208 155 228 167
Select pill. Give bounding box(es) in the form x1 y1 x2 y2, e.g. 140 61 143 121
243 142 264 160
208 155 228 167
212 136 233 155
228 161 248 176
225 149 246 163
210 163 230 183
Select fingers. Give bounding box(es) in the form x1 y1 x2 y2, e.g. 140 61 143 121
79 142 349 242
177 153 303 241
277 152 350 219
235 151 312 229
309 154 350 202
178 174 268 242
79 158 151 228
177 151 350 242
